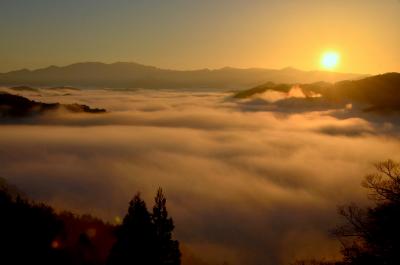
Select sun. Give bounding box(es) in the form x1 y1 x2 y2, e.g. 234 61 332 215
321 51 340 70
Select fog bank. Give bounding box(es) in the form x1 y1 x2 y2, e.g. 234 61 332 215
1 88 399 265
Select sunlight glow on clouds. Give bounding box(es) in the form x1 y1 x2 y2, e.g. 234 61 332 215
1 89 400 265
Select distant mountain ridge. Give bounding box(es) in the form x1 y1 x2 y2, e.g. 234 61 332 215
0 62 366 89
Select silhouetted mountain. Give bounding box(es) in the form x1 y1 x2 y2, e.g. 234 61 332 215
9 85 39 92
324 73 400 111
0 92 106 118
45 86 81 91
0 62 366 89
233 81 329 99
234 73 400 112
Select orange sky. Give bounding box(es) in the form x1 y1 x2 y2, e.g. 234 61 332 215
1 0 399 74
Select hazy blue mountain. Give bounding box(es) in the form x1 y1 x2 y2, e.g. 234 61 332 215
0 62 366 89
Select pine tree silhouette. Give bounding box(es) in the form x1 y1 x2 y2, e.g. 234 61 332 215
107 189 181 265
152 188 181 265
107 193 156 265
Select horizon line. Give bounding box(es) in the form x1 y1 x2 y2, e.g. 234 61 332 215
0 61 372 76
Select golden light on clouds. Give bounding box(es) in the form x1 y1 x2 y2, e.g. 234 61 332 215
321 51 340 70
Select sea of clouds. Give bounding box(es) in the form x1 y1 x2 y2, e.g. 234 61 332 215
1 88 400 265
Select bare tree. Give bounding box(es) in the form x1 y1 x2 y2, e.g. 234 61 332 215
362 159 400 203
333 160 400 265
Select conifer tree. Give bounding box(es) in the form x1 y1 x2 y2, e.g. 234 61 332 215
107 193 156 265
108 189 181 265
152 188 181 265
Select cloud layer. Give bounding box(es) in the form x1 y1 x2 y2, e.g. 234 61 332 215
1 88 400 265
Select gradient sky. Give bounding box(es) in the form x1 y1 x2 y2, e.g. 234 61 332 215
1 0 399 74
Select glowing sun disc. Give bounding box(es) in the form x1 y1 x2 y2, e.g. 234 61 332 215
321 51 340 70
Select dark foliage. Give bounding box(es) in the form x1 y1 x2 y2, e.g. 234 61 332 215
0 180 181 265
107 193 156 265
152 188 181 265
0 183 67 265
58 212 115 265
108 189 181 265
0 179 115 265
